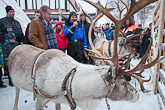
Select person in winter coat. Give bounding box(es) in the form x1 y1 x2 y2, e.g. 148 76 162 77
28 5 57 50
123 16 139 36
0 43 6 88
123 17 139 53
63 11 89 63
94 26 106 38
103 23 111 40
78 10 95 46
23 10 40 45
109 26 115 40
54 21 68 52
141 23 152 58
2 32 19 86
0 6 24 44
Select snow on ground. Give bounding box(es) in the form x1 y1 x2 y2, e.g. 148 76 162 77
0 59 164 110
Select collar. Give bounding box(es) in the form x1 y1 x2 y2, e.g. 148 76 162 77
44 20 48 25
6 16 14 20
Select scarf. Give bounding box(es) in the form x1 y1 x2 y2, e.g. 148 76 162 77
39 15 57 49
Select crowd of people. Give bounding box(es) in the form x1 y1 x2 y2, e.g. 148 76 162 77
0 5 152 88
94 17 152 58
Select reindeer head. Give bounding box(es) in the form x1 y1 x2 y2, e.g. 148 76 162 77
118 37 137 57
83 0 159 101
101 65 139 101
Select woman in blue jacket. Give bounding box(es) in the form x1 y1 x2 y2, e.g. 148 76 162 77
63 11 89 63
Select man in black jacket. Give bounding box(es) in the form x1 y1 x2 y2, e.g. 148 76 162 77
78 10 95 46
23 11 40 45
0 6 24 44
141 23 152 58
78 10 95 64
0 6 24 87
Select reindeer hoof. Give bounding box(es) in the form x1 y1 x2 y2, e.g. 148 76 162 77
13 107 18 110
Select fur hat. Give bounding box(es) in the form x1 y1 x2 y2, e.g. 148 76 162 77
77 10 89 22
5 6 14 13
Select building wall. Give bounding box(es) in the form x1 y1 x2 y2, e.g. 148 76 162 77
15 0 78 11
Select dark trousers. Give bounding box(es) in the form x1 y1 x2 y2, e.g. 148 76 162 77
0 68 3 85
4 67 12 83
67 42 85 63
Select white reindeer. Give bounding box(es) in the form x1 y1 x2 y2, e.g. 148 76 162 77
8 45 139 110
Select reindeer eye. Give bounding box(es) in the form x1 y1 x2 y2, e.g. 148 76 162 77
121 81 125 86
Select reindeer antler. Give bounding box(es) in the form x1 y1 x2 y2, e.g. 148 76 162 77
120 39 160 91
83 0 159 92
84 0 158 70
81 5 115 65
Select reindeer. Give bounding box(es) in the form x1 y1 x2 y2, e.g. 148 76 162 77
8 0 159 110
89 36 136 65
9 45 140 110
82 0 148 66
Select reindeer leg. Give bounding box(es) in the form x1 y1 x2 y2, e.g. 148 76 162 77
55 103 61 110
36 95 50 110
13 87 20 110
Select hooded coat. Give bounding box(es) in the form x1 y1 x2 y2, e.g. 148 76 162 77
54 22 68 50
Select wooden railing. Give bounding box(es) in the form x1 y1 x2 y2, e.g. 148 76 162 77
150 0 165 106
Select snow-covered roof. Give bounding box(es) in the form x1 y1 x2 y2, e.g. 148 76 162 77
0 0 30 34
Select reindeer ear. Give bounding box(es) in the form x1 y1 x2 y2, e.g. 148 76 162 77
104 66 116 84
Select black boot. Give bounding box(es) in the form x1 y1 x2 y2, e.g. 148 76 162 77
0 84 7 88
9 81 13 86
0 68 6 88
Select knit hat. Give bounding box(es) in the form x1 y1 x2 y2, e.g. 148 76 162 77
138 24 142 26
5 6 14 13
69 11 77 20
106 23 109 25
98 26 102 30
7 32 16 40
55 21 63 28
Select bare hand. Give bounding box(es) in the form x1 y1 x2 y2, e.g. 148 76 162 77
84 51 89 60
73 21 78 27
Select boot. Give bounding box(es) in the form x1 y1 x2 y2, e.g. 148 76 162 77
0 84 7 88
9 81 13 86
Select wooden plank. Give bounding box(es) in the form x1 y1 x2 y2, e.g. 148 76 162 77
159 69 165 85
158 82 165 105
158 94 165 109
153 0 161 13
150 66 154 77
154 12 159 22
154 20 159 29
153 0 165 94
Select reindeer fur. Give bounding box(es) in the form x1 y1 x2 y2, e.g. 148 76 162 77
8 45 138 110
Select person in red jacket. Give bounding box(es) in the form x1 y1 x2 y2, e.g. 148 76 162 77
54 21 68 52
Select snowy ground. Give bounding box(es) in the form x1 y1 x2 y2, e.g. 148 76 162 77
0 59 164 110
